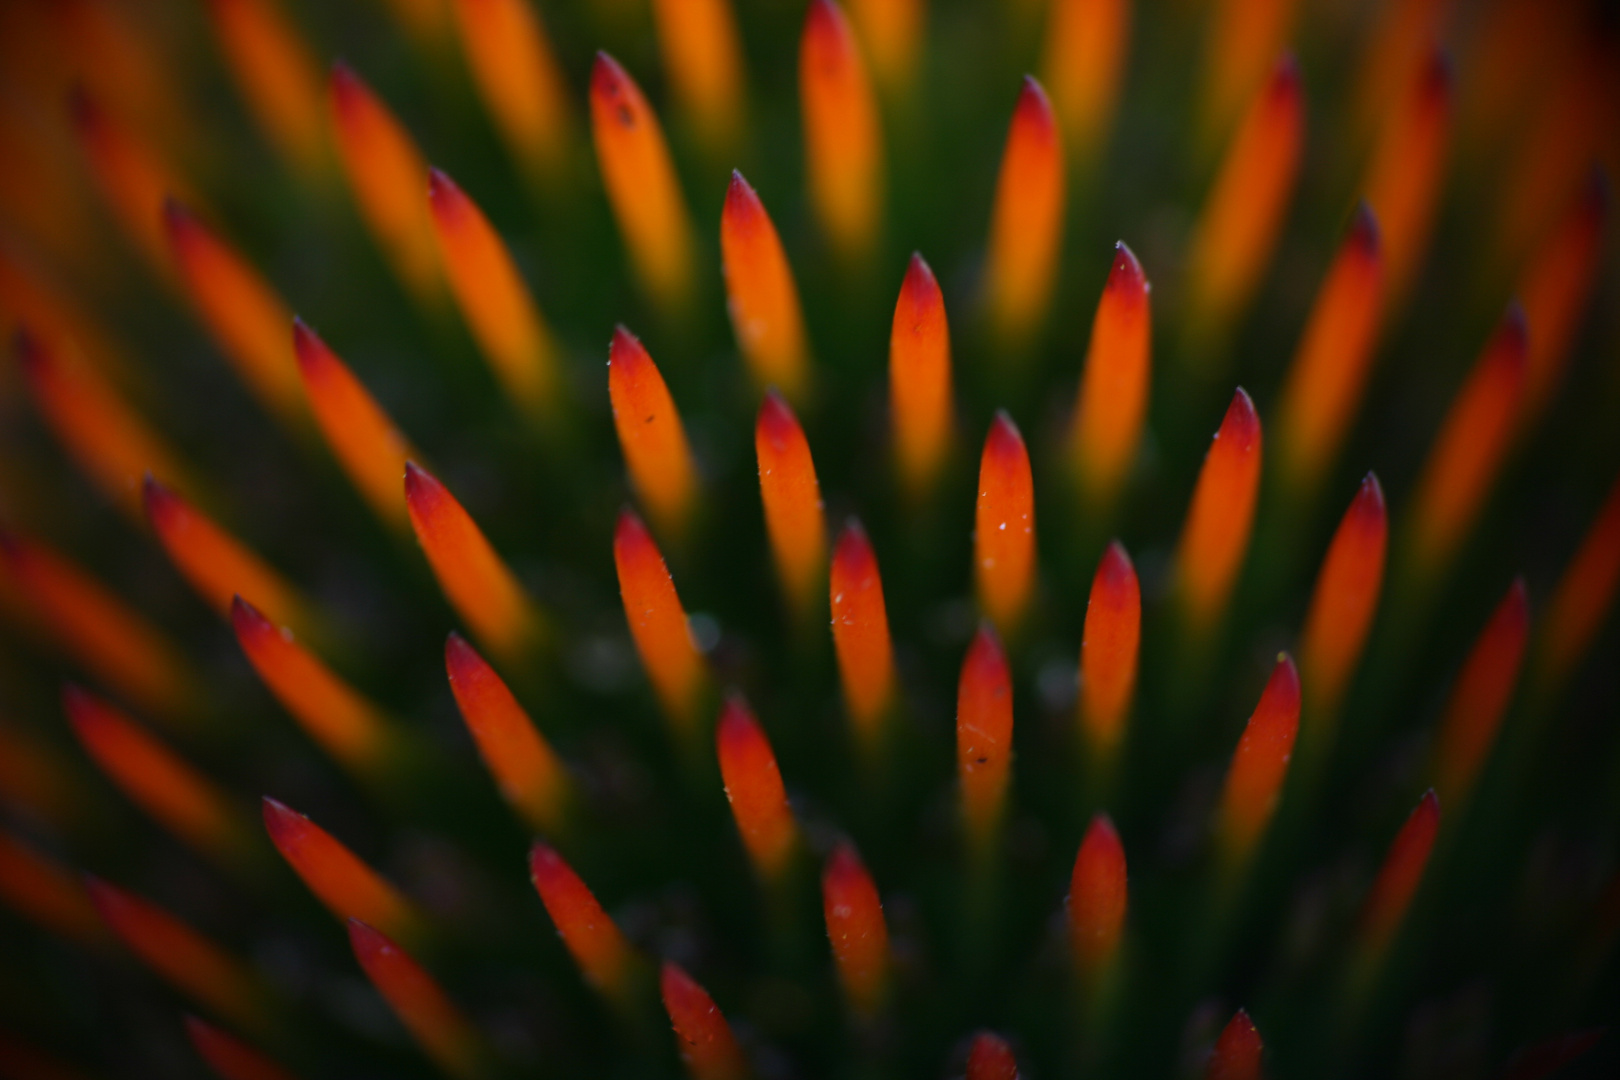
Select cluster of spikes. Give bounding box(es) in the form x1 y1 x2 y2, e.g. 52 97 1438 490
0 0 1617 1076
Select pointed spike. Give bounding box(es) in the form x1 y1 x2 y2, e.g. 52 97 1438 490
660 961 747 1080
450 0 572 180
68 85 192 277
1175 388 1264 634
1204 1008 1264 1080
1537 471 1620 693
184 1014 300 1080
445 632 569 832
958 623 1013 850
1079 541 1141 758
1433 580 1530 806
1357 789 1441 963
1361 47 1452 305
608 325 699 537
722 172 810 398
1069 813 1127 979
756 391 826 615
649 0 746 153
1298 474 1388 722
1071 241 1152 504
799 0 884 258
589 52 695 309
202 0 327 176
822 841 889 1017
347 919 484 1079
889 252 953 498
984 76 1066 347
974 411 1036 634
614 507 706 731
404 462 539 662
830 518 897 746
1039 0 1130 159
1217 654 1302 865
1517 171 1608 425
528 843 635 1000
716 693 798 882
262 797 418 942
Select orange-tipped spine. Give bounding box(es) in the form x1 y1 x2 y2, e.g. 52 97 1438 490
1432 580 1529 807
1175 388 1263 635
1069 813 1127 980
756 391 826 618
1204 1009 1264 1080
529 842 636 1001
348 919 484 1079
1298 474 1388 724
722 172 810 398
1079 542 1140 760
958 622 1013 851
184 1015 299 1080
1216 655 1302 866
716 693 798 882
614 507 707 733
263 797 418 943
451 0 573 181
974 411 1036 635
660 961 747 1080
830 518 897 748
889 253 953 499
609 325 698 538
822 841 889 1017
984 77 1066 348
799 0 884 259
1071 242 1151 504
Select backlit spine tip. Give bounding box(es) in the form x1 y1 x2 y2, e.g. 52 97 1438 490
1298 474 1388 725
404 461 539 663
231 596 392 778
1071 242 1151 505
1079 541 1141 760
1204 1009 1264 1080
830 518 897 748
800 0 884 260
1408 305 1526 577
975 412 1036 635
614 507 707 733
756 390 826 618
445 631 570 833
984 76 1066 349
609 325 699 539
660 961 748 1080
1356 789 1441 968
1216 654 1302 867
263 797 419 944
822 841 890 1018
1068 813 1127 981
716 693 798 883
348 919 484 1079
328 64 439 303
722 171 810 398
590 52 696 311
1175 388 1263 636
1184 56 1305 345
958 622 1013 852
426 167 558 416
529 842 636 1001
889 252 953 499
1275 206 1386 492
292 319 415 530
1432 579 1529 807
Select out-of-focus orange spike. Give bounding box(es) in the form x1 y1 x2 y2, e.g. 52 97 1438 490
1356 789 1440 963
292 321 414 530
185 1015 299 1080
0 247 131 389
1204 1009 1263 1080
722 171 810 398
800 0 884 259
1040 0 1128 162
1217 654 1301 866
48 0 196 163
63 687 247 864
889 253 953 499
1071 242 1151 503
716 694 798 882
966 1031 1019 1080
15 329 187 521
1408 307 1526 576
144 476 312 637
163 201 304 424
614 508 706 731
452 0 572 181
87 878 268 1033
1068 813 1126 979
1433 580 1529 806
958 623 1013 851
0 534 193 720
1538 473 1620 693
1517 174 1607 426
822 841 889 1017
984 77 1065 348
650 0 745 153
1298 474 1388 721
0 830 104 946
232 597 392 777
0 722 88 835
1361 49 1451 307
1079 541 1140 758
1200 0 1298 147
1185 56 1304 343
347 919 484 1080
427 168 557 416
529 842 636 1000
1275 207 1386 491
203 0 327 177
263 797 418 942
404 462 539 662
1495 37 1611 269
590 53 695 311
850 0 922 93
1352 0 1448 144
329 65 439 303
830 519 896 747
68 88 193 278
1175 388 1263 635
0 94 101 284
975 412 1036 635
445 632 569 832
756 391 826 616
660 962 747 1080
609 325 698 537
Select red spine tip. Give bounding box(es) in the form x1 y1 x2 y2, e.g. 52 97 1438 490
967 1032 1020 1080
1205 1008 1263 1080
